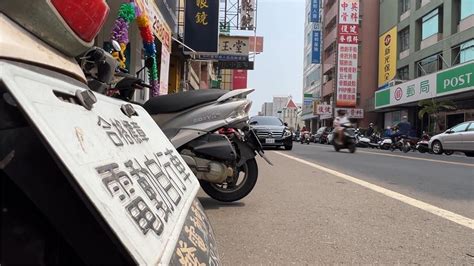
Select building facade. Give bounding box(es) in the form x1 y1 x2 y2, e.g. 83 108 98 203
375 0 474 134
302 0 323 132
260 102 274 116
320 0 379 128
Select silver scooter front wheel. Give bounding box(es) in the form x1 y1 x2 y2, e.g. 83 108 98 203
200 158 258 202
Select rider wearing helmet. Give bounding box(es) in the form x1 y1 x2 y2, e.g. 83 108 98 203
367 123 375 137
333 109 350 145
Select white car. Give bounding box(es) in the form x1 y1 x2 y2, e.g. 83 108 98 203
429 121 474 157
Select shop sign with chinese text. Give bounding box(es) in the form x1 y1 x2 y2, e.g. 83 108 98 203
217 60 254 70
310 0 320 22
336 0 359 107
240 0 256 30
184 0 219 52
335 108 364 119
336 44 358 107
135 0 172 49
312 30 321 64
219 36 250 55
315 104 333 119
375 62 474 109
378 27 397 88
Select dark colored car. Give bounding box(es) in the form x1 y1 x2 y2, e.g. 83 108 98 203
249 116 293 150
313 127 333 143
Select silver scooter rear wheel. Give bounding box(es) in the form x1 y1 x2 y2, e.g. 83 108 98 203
200 158 258 202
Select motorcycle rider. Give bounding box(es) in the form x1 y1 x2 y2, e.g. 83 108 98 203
367 123 375 137
333 109 350 145
391 116 411 143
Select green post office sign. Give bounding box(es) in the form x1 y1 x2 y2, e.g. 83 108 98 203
375 62 474 109
437 63 474 95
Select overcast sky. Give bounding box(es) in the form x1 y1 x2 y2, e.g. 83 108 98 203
247 0 305 115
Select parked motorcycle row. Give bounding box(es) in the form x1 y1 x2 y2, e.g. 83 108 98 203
296 127 457 156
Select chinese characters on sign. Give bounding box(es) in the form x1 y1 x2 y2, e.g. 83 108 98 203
216 60 254 70
170 200 220 266
338 0 359 25
97 116 149 146
378 27 397 88
335 108 364 119
312 31 321 64
315 104 333 119
338 24 359 44
337 0 359 107
195 0 209 25
310 0 320 22
240 0 255 30
184 0 219 52
336 44 358 107
219 36 250 55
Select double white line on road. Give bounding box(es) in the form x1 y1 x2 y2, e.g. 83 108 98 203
274 151 474 230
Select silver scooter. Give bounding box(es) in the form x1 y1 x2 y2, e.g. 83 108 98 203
143 89 271 202
80 42 270 202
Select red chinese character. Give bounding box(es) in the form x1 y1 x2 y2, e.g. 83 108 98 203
353 36 359 43
340 35 346 42
342 12 348 21
341 1 349 10
350 25 357 33
351 12 358 22
352 2 358 11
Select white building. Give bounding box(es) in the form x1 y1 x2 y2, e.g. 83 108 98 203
272 96 290 120
302 0 322 132
260 102 273 116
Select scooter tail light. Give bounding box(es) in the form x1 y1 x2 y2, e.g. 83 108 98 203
50 0 109 42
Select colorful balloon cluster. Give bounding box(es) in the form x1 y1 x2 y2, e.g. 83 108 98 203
110 2 160 96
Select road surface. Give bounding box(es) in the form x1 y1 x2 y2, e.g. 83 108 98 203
200 144 474 264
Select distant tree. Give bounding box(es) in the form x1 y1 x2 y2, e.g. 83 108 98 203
418 99 456 134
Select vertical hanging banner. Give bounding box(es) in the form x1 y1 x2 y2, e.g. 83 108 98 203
160 47 170 95
185 0 219 52
310 0 320 22
240 0 256 30
312 30 321 64
336 0 359 107
378 26 398 88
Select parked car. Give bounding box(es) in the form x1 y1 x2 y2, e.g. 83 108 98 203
429 121 474 157
314 127 333 144
250 116 293 150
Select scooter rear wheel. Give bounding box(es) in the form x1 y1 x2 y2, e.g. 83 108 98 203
200 158 258 202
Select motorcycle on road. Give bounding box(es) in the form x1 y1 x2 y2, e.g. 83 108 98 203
300 131 311 144
333 123 357 153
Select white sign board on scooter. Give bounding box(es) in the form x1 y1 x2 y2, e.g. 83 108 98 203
1 62 201 265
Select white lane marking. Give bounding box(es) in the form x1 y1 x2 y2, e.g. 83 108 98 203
274 151 474 230
297 143 474 168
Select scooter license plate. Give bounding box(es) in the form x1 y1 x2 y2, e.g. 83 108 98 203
1 62 208 265
266 138 275 144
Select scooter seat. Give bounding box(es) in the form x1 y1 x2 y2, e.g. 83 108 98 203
143 89 228 114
